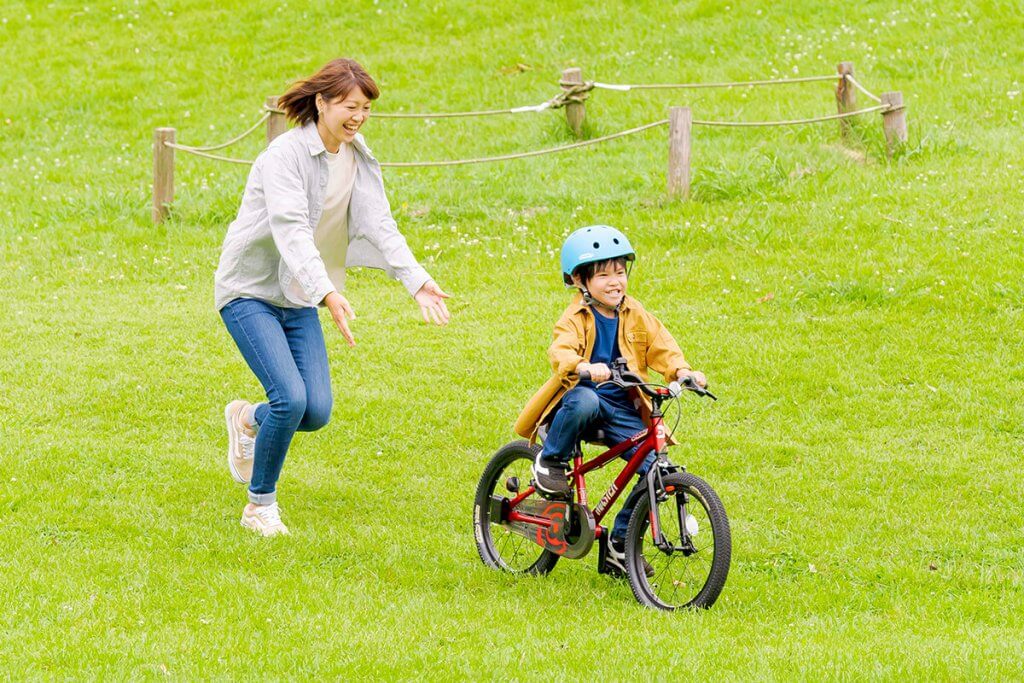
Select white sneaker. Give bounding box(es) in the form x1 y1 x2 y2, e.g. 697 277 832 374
240 502 289 537
225 400 256 484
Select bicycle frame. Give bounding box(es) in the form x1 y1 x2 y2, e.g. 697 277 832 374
504 404 671 538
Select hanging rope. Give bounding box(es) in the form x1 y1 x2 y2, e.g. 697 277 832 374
164 119 670 168
842 73 884 103
692 103 891 127
263 74 861 120
170 111 271 152
581 74 839 91
266 74 859 121
163 142 254 165
379 119 668 167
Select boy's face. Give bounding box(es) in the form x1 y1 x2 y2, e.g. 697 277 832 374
576 261 628 309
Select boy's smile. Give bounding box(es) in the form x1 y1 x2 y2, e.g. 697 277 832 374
578 262 628 313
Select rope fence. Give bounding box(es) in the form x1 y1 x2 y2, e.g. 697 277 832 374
692 103 891 127
581 73 841 91
842 73 883 103
152 61 908 222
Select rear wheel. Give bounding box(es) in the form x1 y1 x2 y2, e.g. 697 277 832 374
473 441 560 575
624 471 730 610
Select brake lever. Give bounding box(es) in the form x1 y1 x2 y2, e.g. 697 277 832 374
680 377 718 401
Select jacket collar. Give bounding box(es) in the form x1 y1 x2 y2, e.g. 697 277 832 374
569 291 633 315
299 120 373 158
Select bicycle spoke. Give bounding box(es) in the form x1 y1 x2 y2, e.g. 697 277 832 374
639 493 718 607
488 458 548 571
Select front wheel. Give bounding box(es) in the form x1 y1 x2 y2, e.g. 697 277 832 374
625 471 731 610
473 441 560 575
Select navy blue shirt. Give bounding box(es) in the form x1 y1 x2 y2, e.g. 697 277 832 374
581 307 633 407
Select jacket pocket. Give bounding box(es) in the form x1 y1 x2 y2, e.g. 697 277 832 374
626 330 648 369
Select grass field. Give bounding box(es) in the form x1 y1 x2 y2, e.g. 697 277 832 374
2 0 1024 678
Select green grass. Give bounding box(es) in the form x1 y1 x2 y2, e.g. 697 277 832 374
3 0 1024 678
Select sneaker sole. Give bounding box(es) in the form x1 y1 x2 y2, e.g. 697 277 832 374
240 513 288 537
531 457 572 499
225 401 249 485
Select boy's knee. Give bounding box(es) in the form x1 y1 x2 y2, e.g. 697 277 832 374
564 386 600 418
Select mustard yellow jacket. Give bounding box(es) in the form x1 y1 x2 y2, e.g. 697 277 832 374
514 293 691 441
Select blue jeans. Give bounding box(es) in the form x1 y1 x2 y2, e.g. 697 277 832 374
541 386 655 541
220 298 333 504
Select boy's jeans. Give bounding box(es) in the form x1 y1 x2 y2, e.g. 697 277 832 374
220 298 333 504
540 386 655 541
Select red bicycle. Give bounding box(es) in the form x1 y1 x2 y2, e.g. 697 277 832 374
474 359 731 610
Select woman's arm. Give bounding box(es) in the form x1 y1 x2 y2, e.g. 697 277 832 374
358 169 431 295
359 157 449 324
262 146 335 306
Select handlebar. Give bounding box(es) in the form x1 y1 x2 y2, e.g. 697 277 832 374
578 358 716 401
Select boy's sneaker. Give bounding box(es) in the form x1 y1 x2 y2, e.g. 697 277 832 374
532 453 571 499
605 537 655 579
225 400 256 484
240 502 289 536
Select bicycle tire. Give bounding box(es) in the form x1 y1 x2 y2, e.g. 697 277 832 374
624 471 731 610
473 440 560 575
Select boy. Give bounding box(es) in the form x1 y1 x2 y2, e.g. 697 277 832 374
513 225 707 576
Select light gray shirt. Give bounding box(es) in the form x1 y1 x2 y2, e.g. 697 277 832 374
214 121 431 310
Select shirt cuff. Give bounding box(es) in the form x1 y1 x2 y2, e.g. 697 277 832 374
399 267 432 298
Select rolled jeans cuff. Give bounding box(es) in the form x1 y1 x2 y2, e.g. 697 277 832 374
248 489 277 505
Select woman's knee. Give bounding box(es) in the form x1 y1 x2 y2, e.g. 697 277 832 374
269 386 307 426
298 393 333 432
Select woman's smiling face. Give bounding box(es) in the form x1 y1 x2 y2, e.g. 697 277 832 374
317 88 372 151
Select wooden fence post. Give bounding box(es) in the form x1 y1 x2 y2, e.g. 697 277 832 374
561 68 585 138
880 91 907 155
667 107 692 200
836 61 856 140
153 127 175 224
266 95 287 143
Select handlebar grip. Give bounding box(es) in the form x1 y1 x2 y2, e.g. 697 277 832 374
578 370 591 382
681 376 718 400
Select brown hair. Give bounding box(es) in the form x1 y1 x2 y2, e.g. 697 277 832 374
575 257 630 285
277 58 380 125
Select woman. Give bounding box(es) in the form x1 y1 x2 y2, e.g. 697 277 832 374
214 58 450 536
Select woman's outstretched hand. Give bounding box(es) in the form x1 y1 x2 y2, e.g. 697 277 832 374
323 291 356 346
414 280 451 326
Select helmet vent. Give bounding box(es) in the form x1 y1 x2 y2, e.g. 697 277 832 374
612 238 620 244
593 242 600 248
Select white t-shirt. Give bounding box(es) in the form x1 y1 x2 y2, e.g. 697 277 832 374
315 142 357 293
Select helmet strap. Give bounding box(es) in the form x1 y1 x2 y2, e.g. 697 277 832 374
581 287 622 314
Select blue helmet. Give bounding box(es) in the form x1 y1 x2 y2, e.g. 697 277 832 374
560 225 635 285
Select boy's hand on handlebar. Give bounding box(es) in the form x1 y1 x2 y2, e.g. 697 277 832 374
323 291 356 347
677 369 707 388
577 362 611 383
